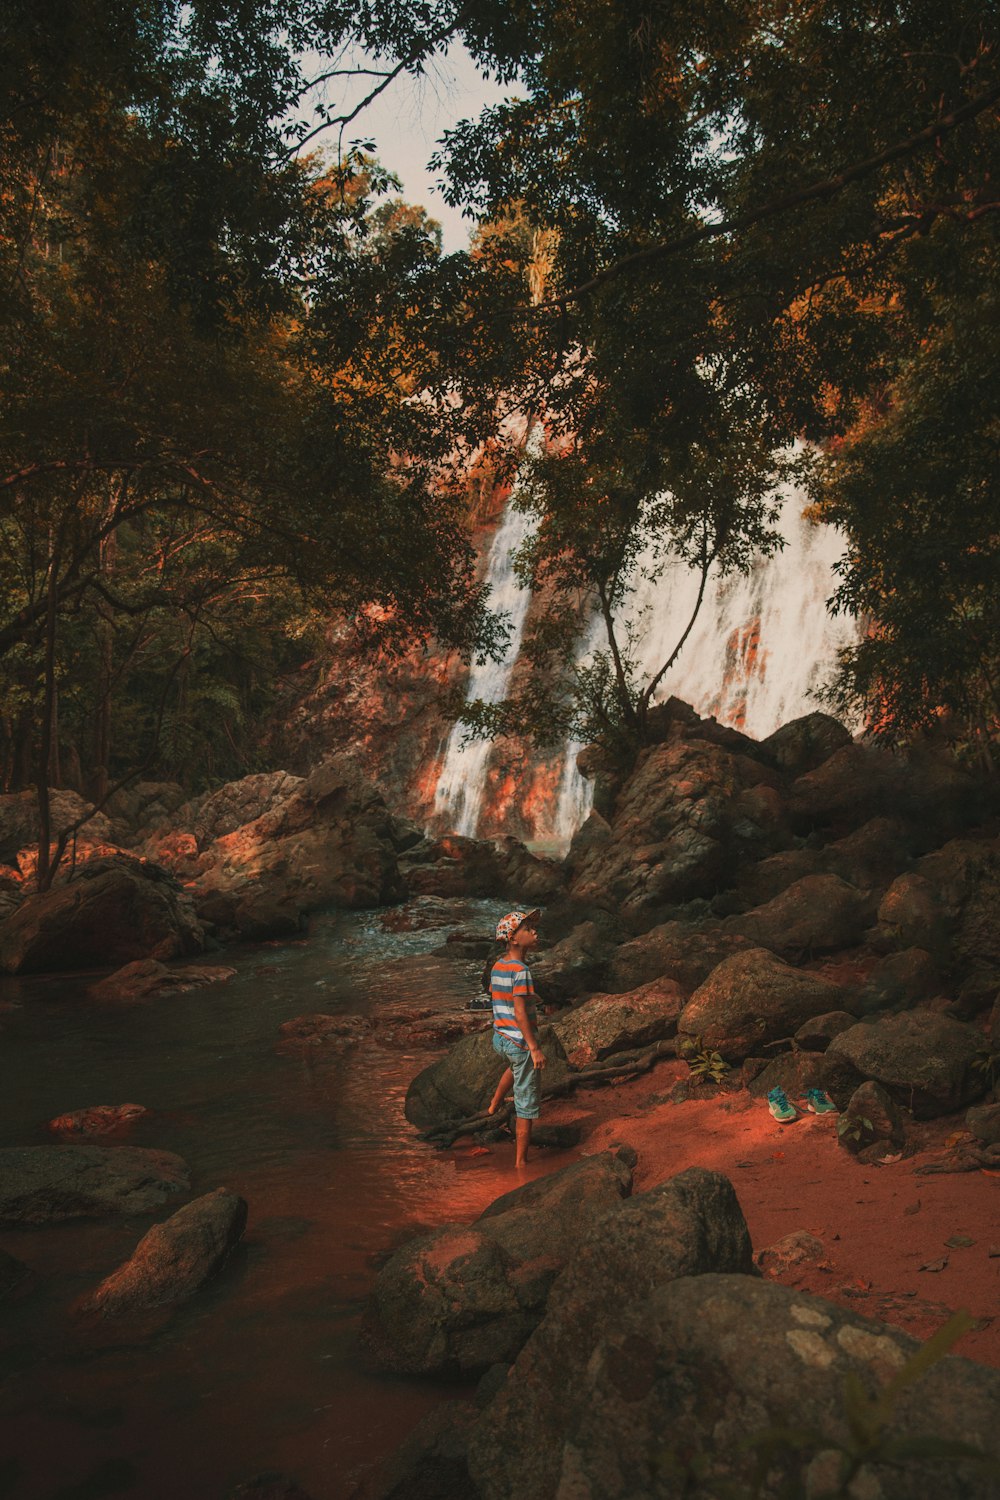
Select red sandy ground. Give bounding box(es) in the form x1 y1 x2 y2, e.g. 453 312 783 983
463 1058 1000 1369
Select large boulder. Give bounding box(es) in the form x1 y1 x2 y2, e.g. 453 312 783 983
606 921 754 995
551 977 685 1067
0 1146 190 1225
0 787 116 875
404 1025 571 1131
493 1274 1000 1500
465 1169 754 1500
532 919 616 1003
182 759 410 937
724 873 871 956
569 740 784 933
828 1011 987 1118
678 948 846 1061
367 1153 632 1375
788 743 984 842
78 1187 247 1316
759 711 853 773
874 873 948 955
0 855 205 975
856 947 941 1015
400 834 563 903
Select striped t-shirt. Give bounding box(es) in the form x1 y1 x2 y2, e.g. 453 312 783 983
490 957 537 1050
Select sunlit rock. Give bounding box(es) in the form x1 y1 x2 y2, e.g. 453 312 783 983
678 948 846 1061
78 1187 247 1317
48 1104 148 1138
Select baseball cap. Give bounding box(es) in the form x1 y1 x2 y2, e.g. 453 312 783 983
495 908 541 943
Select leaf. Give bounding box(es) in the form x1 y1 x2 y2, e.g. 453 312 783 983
841 1370 878 1448
944 1234 974 1248
878 1309 975 1411
876 1433 990 1464
918 1256 949 1272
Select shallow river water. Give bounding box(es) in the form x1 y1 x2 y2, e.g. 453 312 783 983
0 901 544 1500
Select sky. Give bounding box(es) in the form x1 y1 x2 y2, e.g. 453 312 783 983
302 43 510 253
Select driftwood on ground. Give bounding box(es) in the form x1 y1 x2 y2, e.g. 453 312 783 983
914 1141 1000 1175
418 1037 679 1147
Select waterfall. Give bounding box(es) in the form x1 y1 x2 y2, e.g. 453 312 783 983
550 483 855 842
432 490 537 836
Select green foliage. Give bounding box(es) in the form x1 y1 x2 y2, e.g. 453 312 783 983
836 1115 874 1146
433 0 1000 756
679 1035 732 1086
972 1050 1000 1091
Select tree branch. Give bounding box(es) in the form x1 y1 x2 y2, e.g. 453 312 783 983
533 80 1000 313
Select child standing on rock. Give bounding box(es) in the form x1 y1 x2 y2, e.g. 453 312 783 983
484 909 546 1168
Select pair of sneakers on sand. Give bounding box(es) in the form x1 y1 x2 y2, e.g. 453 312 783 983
767 1086 837 1122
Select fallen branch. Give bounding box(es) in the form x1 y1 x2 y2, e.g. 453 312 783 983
418 1037 678 1147
914 1142 1000 1175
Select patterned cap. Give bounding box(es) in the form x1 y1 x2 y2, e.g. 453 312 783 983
495 908 541 943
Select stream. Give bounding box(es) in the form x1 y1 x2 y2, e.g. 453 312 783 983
0 899 544 1500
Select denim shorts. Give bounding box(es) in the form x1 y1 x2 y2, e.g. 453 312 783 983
492 1030 541 1119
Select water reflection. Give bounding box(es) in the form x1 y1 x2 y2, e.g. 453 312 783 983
0 900 546 1500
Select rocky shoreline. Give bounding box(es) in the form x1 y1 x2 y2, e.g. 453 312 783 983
2 701 1000 1498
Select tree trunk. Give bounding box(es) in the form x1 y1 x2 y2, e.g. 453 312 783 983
35 542 61 892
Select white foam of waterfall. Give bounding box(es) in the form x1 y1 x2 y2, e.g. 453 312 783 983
550 483 855 844
432 491 537 836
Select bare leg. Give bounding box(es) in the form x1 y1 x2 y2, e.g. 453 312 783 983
489 1068 513 1115
515 1116 533 1168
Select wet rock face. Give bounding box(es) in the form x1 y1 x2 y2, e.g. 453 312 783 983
366 1153 633 1376
0 1146 190 1226
678 948 847 1062
484 1274 1000 1500
0 855 205 976
79 1187 248 1317
464 1169 754 1500
828 1011 987 1118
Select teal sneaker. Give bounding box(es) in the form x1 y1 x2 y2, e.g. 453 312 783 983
804 1087 837 1114
766 1086 798 1122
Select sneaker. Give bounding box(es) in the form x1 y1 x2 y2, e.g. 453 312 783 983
767 1087 798 1122
804 1087 837 1114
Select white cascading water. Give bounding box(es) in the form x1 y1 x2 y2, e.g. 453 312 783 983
432 490 537 836
549 481 856 842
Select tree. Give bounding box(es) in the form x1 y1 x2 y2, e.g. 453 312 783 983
429 0 1000 754
0 2 501 886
